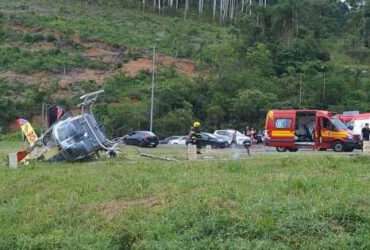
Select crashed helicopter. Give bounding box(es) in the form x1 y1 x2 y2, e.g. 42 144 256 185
14 90 119 165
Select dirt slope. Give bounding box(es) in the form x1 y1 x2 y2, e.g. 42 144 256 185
1 22 197 99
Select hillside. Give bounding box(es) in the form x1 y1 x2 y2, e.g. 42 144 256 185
0 0 232 135
1 0 370 137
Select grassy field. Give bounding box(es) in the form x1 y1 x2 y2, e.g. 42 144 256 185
1 141 370 249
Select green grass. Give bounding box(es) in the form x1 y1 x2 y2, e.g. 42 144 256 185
1 141 370 249
1 2 370 248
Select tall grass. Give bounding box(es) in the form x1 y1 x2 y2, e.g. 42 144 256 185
0 142 369 249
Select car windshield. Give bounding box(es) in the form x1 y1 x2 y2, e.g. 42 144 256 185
330 118 348 130
215 130 231 137
205 133 218 139
236 131 244 137
221 130 244 137
217 131 229 136
139 131 155 136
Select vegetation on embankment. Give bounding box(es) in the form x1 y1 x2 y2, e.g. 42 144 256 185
0 142 370 249
1 0 370 137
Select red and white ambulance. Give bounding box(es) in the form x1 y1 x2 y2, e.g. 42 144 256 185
265 109 358 152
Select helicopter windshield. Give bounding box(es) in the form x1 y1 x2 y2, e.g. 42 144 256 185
57 122 78 142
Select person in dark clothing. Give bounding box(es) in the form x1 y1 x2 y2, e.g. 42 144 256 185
243 139 251 156
189 121 202 154
245 126 250 136
362 123 370 141
231 130 237 145
47 105 65 127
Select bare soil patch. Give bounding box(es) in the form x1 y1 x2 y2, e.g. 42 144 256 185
122 58 153 77
58 69 114 88
29 42 56 51
2 23 197 101
0 71 50 86
122 54 196 77
87 197 161 220
158 55 196 76
83 47 122 64
72 35 125 63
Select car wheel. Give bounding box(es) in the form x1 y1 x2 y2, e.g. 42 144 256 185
276 147 287 152
333 141 344 152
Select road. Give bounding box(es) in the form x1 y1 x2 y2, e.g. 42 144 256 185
157 143 363 158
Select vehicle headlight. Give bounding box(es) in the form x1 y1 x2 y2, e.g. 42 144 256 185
347 135 353 140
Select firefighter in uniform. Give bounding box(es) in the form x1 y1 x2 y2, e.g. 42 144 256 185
189 121 202 154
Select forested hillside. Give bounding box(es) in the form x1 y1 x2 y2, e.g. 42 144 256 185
0 0 370 137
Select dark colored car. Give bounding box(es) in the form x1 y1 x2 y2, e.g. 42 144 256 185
187 132 228 148
123 131 159 147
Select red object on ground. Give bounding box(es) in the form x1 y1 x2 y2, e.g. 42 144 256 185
16 151 28 162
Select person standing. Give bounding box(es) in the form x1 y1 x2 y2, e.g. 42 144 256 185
245 126 251 137
231 130 237 145
243 139 251 156
189 121 202 154
362 123 370 141
251 128 256 143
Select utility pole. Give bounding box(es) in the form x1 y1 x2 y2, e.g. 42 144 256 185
299 73 303 108
41 103 45 134
323 71 326 104
150 46 156 132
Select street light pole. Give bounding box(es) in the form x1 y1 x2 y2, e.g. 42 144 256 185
150 46 156 132
323 71 326 103
299 73 303 108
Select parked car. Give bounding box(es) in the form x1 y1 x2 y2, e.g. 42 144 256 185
186 132 229 148
123 131 159 147
159 136 180 144
168 136 188 145
213 134 231 145
214 129 251 145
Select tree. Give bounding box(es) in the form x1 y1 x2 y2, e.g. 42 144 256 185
232 89 277 127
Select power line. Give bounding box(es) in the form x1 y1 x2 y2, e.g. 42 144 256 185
150 46 156 132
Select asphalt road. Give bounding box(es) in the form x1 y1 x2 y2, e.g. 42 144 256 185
159 143 364 156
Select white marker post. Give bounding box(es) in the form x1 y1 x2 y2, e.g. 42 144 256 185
8 153 18 169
